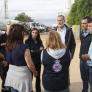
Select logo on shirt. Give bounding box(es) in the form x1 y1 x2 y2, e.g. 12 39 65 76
52 60 62 72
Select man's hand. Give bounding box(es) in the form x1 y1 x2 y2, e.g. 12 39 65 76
81 54 90 61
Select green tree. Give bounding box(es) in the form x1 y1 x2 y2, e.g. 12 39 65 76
67 0 92 26
15 12 32 22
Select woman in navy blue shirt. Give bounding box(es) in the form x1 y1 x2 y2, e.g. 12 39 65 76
5 24 37 92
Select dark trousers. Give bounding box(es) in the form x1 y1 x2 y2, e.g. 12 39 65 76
0 63 9 91
80 60 89 92
89 67 92 92
33 63 41 92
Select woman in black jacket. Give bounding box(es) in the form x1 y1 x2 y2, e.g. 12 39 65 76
25 28 44 92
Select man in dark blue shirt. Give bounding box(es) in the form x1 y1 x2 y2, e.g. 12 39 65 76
80 16 92 92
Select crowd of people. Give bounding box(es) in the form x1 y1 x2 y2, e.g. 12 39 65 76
0 14 92 92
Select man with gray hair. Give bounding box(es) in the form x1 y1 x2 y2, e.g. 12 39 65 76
54 15 76 59
53 14 76 92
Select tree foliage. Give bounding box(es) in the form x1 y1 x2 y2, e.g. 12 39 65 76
67 0 92 26
15 12 32 22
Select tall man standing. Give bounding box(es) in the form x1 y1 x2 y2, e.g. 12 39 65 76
54 15 76 59
53 15 76 92
79 16 92 92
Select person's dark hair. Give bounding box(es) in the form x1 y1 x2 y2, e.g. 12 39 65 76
6 24 25 51
82 16 92 23
27 28 42 43
88 17 92 23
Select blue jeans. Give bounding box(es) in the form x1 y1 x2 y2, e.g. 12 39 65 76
80 60 89 92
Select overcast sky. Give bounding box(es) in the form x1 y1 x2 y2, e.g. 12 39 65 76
0 0 74 25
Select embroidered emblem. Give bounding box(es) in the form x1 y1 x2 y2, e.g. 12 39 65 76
52 60 62 72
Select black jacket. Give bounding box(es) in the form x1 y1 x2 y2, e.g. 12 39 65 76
25 39 44 65
79 31 92 60
42 49 71 91
0 33 8 78
0 33 7 56
54 25 76 58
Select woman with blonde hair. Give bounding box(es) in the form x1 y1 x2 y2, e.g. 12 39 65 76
41 31 71 92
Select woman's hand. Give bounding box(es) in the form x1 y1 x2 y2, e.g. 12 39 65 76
25 49 38 77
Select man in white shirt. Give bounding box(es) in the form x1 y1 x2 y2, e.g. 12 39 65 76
54 15 76 59
53 15 76 92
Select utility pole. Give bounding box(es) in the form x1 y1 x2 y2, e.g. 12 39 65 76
4 0 8 19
